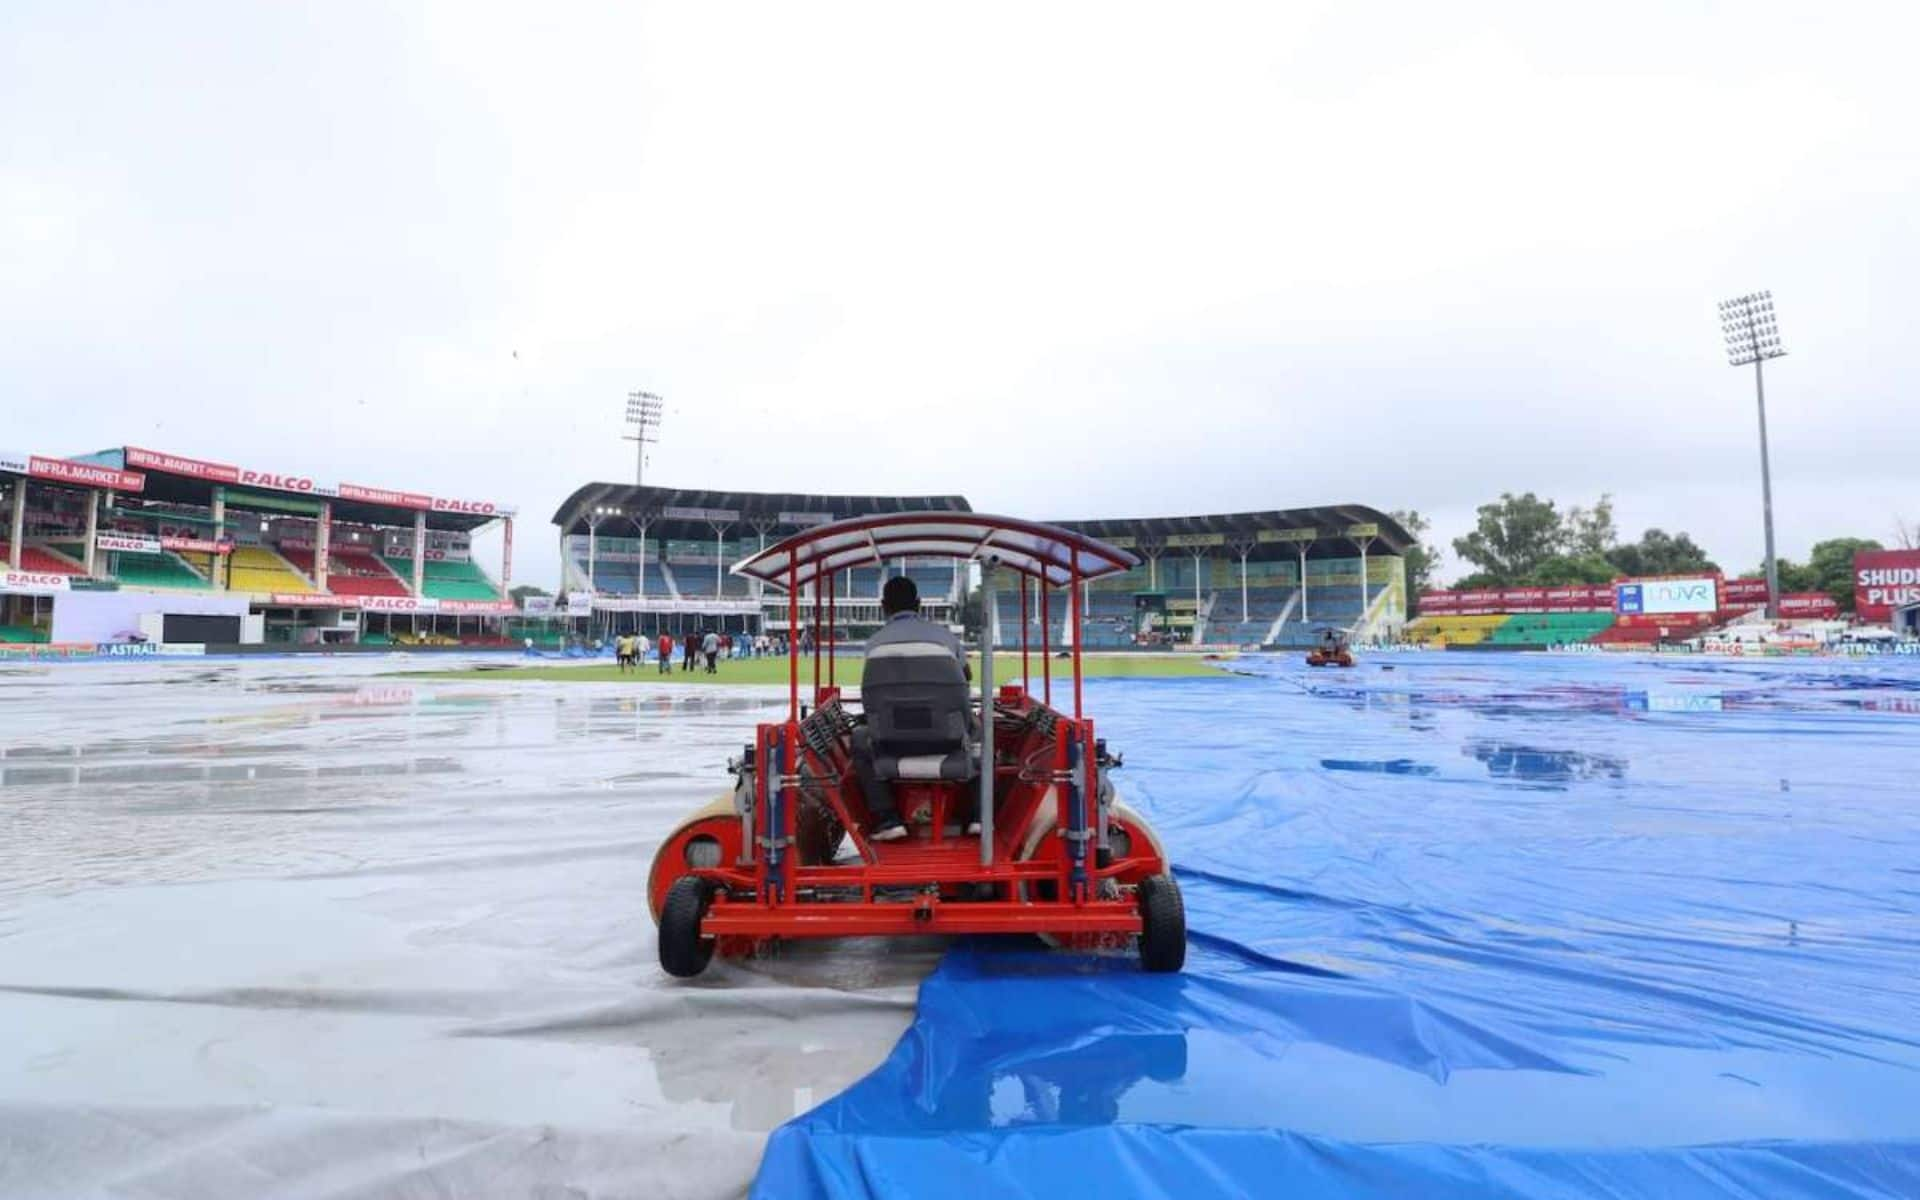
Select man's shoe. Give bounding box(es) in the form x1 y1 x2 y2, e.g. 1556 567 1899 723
869 820 908 843
965 821 982 836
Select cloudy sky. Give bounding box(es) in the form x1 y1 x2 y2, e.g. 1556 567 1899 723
5 2 1915 588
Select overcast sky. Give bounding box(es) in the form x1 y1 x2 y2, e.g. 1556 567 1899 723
5 2 1915 588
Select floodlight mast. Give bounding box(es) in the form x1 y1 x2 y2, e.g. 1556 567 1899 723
1719 292 1787 619
624 391 664 487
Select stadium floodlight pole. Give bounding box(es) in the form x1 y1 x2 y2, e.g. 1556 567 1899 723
624 391 664 487
1719 291 1788 619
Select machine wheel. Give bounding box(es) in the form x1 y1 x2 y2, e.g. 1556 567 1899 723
659 876 718 979
648 795 737 923
1137 874 1186 973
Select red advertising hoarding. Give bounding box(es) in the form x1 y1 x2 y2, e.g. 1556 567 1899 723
127 446 318 494
1778 593 1841 619
1418 584 1613 614
339 482 433 510
29 455 146 492
339 482 502 517
126 446 240 484
1854 549 1920 622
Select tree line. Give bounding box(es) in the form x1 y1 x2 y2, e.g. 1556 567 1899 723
1393 495 1886 615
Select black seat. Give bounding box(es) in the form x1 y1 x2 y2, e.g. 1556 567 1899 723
862 641 977 782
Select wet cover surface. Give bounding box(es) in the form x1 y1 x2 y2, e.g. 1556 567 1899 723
759 653 1920 1199
0 657 938 1200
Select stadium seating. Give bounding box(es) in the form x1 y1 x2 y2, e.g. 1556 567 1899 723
1486 612 1617 646
903 567 957 600
229 545 314 594
1404 614 1510 646
0 543 87 576
0 624 49 643
590 562 642 593
112 550 209 589
1588 624 1663 646
383 555 501 601
1207 585 1300 645
326 547 411 598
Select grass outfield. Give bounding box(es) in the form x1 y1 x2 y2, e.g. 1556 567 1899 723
401 652 1229 685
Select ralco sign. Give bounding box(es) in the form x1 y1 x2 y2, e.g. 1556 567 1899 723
238 469 315 492
432 497 496 515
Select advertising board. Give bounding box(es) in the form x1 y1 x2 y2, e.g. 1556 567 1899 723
1778 593 1841 619
660 506 740 523
1 570 72 595
1616 576 1718 616
1163 533 1225 548
97 534 162 554
30 456 146 492
1854 549 1920 622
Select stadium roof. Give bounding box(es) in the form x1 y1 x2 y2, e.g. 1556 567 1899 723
1049 505 1415 557
552 485 971 541
62 446 511 532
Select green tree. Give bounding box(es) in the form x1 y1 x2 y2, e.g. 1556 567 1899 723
1807 537 1881 611
1391 508 1440 612
1766 559 1820 594
1533 553 1619 586
1452 493 1563 585
1606 529 1717 578
509 584 550 603
1449 571 1504 591
1562 494 1617 559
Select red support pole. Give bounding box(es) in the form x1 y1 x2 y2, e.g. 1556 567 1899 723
787 562 799 720
812 575 822 700
1019 575 1030 695
1040 578 1052 707
1070 558 1084 719
827 569 836 687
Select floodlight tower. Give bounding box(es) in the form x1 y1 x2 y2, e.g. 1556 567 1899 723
624 391 664 487
1718 291 1787 619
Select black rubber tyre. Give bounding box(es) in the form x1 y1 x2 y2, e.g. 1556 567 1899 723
1137 874 1186 973
659 876 718 979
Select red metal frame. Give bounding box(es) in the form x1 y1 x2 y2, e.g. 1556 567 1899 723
652 513 1154 949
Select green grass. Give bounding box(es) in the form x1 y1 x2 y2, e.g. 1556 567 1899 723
399 652 1230 685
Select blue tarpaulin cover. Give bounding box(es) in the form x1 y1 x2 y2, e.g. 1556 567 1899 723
756 653 1920 1198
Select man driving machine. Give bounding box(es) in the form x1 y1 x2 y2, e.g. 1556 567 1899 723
853 575 973 842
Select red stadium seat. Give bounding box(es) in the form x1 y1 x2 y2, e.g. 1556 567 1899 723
0 544 88 576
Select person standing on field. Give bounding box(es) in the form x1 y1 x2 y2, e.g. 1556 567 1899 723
657 632 673 674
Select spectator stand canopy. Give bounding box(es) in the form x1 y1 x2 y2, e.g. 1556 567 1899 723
1034 506 1415 648
550 485 972 617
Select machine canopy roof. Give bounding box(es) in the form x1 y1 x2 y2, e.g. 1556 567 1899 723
733 512 1139 590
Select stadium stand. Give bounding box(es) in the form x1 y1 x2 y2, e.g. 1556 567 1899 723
326 547 412 598
590 562 642 594
229 545 314 594
112 550 209 589
0 624 49 643
384 555 502 601
1404 614 1511 646
0 543 88 576
1487 612 1617 646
